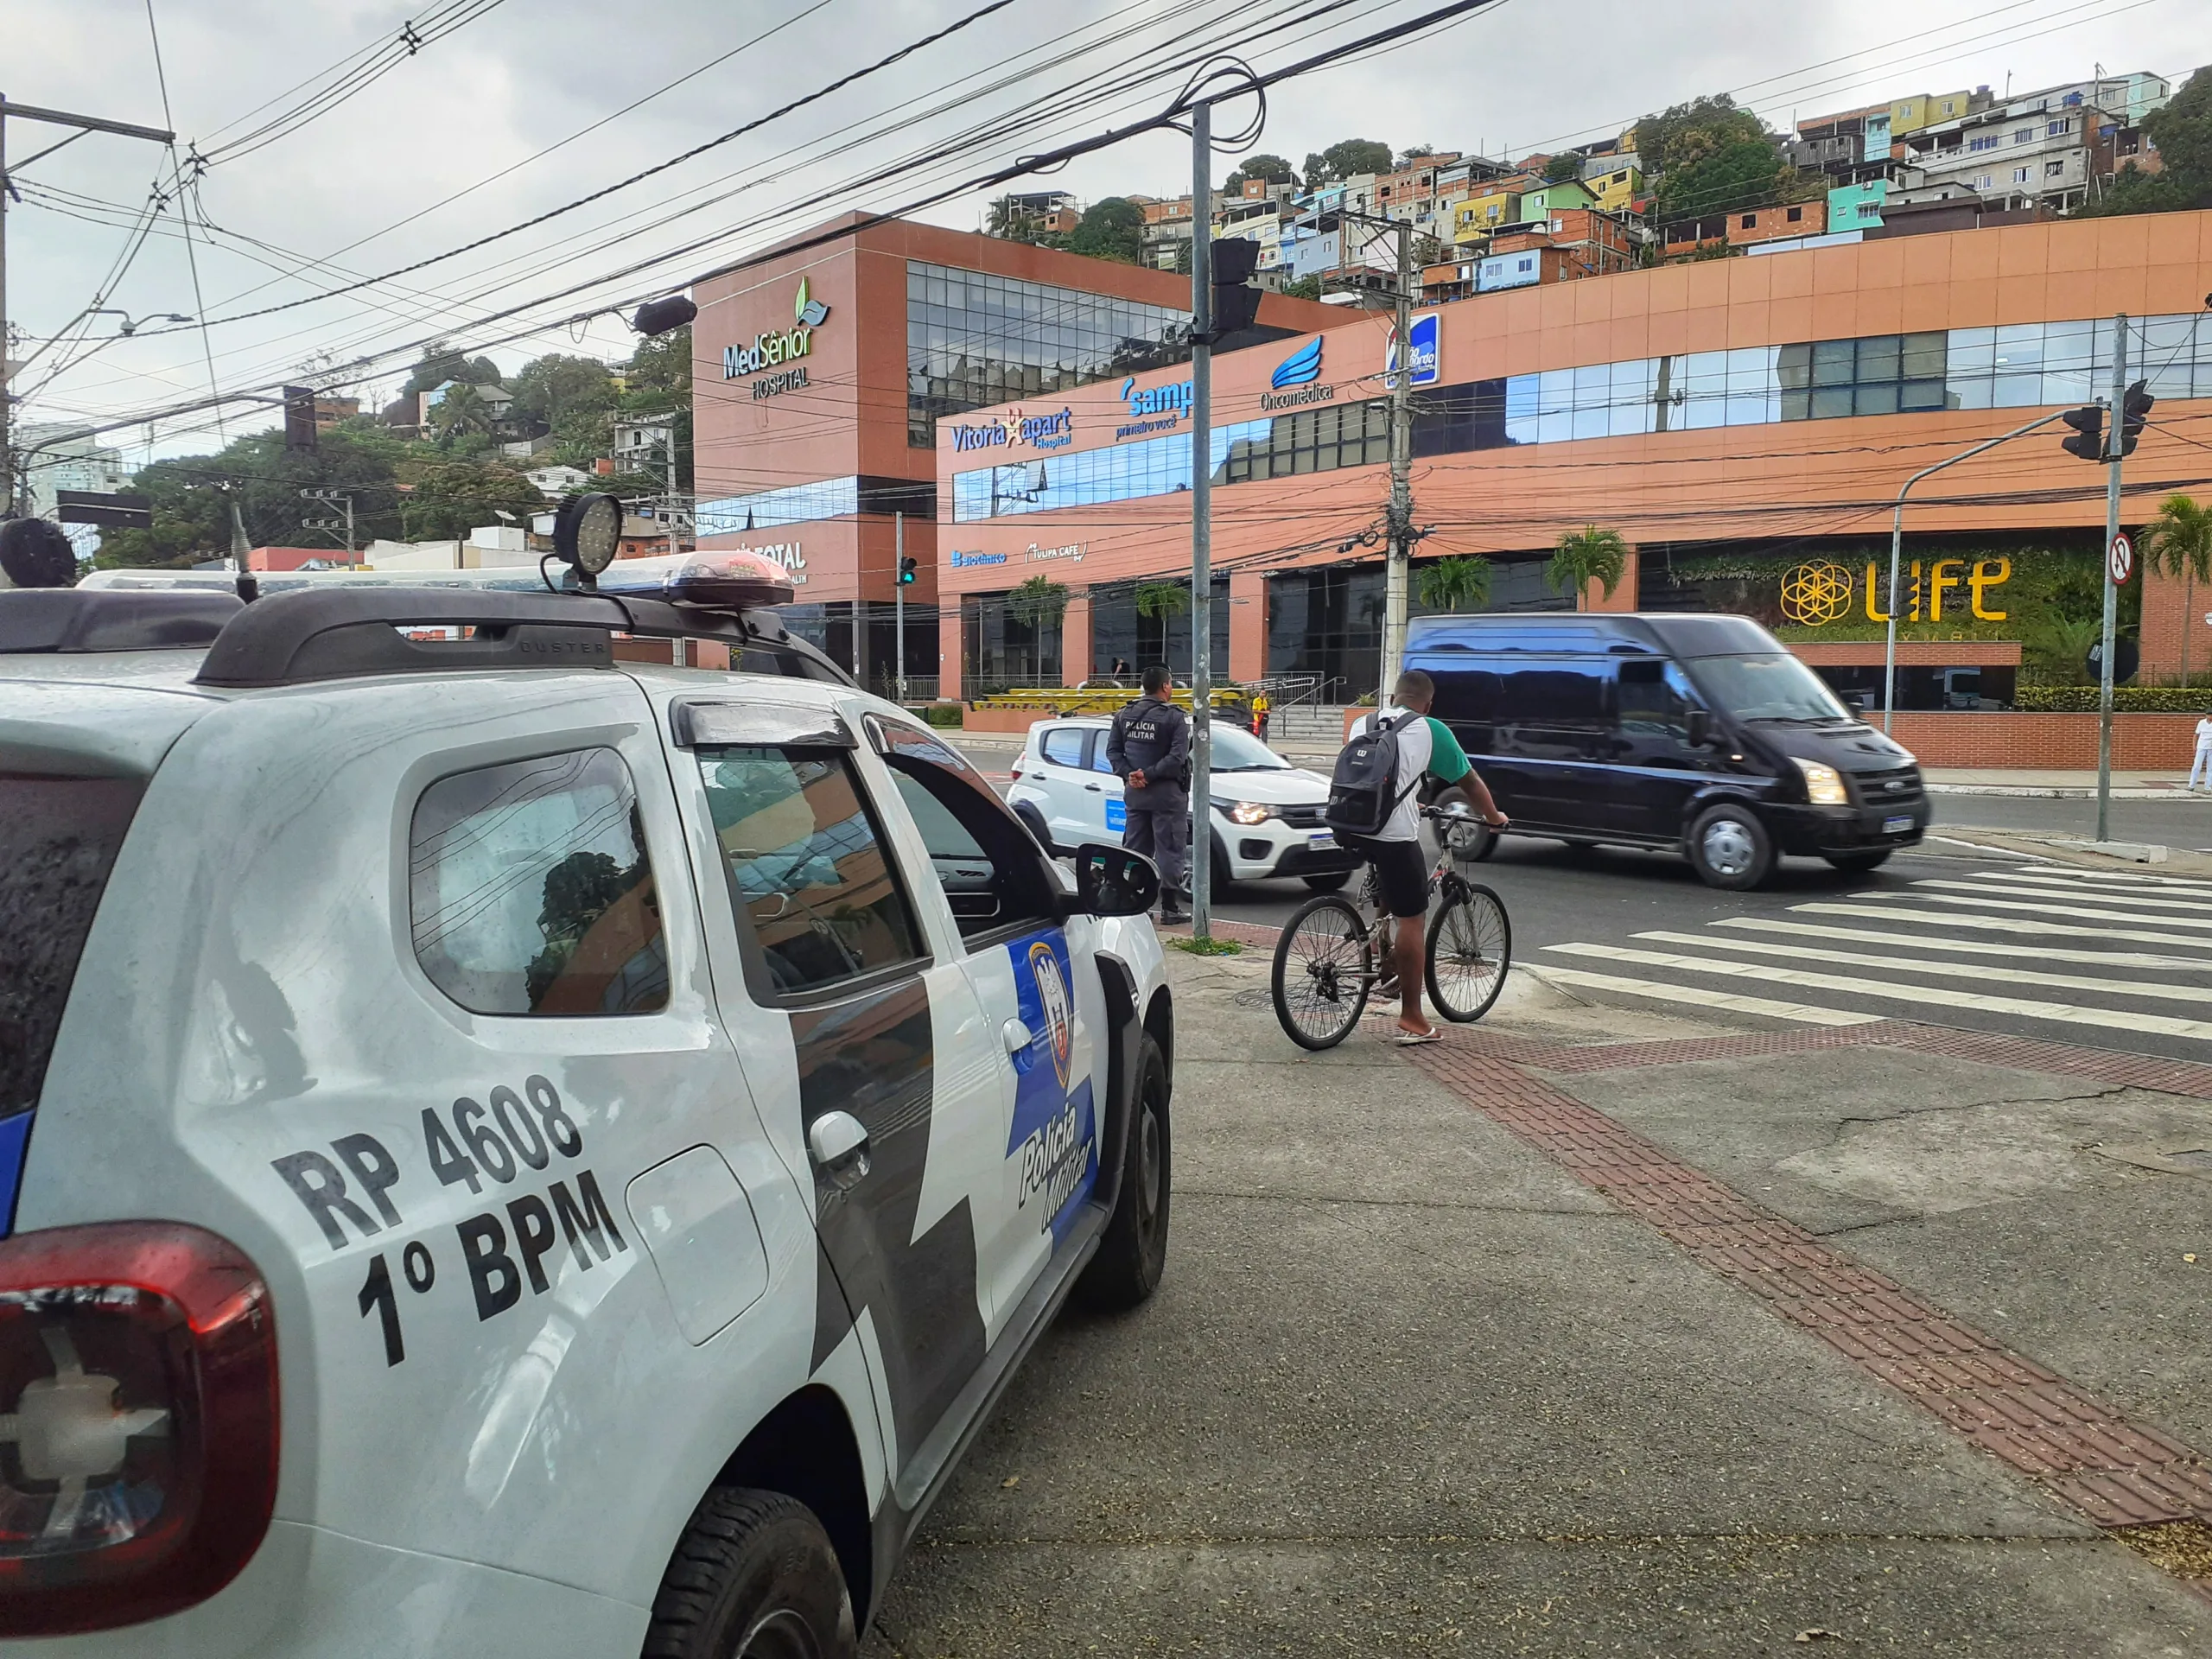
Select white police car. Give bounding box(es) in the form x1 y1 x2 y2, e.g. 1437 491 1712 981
0 522 1173 1655
1005 715 1357 893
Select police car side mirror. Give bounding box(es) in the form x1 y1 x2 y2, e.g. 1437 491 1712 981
1065 842 1160 918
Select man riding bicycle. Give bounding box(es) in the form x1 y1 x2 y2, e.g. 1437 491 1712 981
1338 668 1508 1044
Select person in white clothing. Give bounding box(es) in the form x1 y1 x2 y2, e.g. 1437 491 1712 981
2192 714 2212 790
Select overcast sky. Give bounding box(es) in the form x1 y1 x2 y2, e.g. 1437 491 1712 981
6 0 2202 464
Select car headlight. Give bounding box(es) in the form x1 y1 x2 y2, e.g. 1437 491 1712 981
1793 759 1849 805
1217 799 1274 825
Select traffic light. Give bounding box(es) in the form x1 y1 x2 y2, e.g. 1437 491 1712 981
897 554 918 585
2059 404 2105 462
283 385 317 452
1208 236 1264 338
2119 378 2154 457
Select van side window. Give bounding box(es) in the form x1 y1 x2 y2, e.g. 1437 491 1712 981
696 748 925 997
410 749 669 1015
1618 659 1694 736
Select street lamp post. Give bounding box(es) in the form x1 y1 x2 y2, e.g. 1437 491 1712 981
1881 408 2074 734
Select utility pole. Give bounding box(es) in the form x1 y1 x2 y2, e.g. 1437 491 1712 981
1382 217 1414 695
1187 99 1215 940
299 487 355 556
226 485 249 567
0 98 175 515
2096 315 2129 843
664 429 679 559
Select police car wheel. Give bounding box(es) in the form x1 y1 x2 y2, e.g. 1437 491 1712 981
644 1487 858 1659
1075 1034 1171 1312
1014 803 1055 855
1302 871 1351 892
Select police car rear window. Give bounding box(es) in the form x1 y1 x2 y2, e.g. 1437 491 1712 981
409 749 669 1016
0 775 144 1117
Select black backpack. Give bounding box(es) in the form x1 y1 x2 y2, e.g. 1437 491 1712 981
1322 709 1418 836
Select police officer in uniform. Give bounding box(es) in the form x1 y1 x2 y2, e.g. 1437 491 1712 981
1105 665 1192 925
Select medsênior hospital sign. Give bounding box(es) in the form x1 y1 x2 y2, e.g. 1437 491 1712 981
723 279 831 400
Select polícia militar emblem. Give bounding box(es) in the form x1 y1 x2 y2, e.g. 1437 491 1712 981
1028 939 1074 1086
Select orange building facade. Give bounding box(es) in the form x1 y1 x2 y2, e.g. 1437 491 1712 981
688 216 1346 690
933 212 2212 750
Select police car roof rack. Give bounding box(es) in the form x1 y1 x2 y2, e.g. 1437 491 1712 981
190 586 852 690
0 587 245 654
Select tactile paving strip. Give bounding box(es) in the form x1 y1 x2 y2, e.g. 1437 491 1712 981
1402 1041 2212 1533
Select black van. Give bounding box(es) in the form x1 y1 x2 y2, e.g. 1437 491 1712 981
1407 612 1929 890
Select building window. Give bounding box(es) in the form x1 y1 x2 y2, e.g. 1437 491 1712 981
2045 159 2066 177
1740 213 1757 229
1857 201 1880 219
697 477 862 536
1974 174 1993 189
1968 135 1998 152
905 261 1191 448
2014 167 2031 183
1778 332 1948 421
2014 128 2034 143
1786 206 1804 222
2048 118 2070 137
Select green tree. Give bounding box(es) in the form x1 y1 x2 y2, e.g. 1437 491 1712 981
1134 580 1190 620
1543 152 1583 183
1548 525 1630 609
618 326 694 491
1006 575 1071 680
1065 197 1145 264
1224 153 1296 194
1417 556 1491 612
2081 67 2212 216
2144 492 2212 680
1280 275 1323 300
2024 613 2104 685
1397 144 1435 166
399 461 544 541
506 353 619 463
430 383 495 447
1635 93 1807 226
1304 139 1394 188
96 423 407 568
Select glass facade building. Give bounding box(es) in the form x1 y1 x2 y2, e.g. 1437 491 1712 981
947 310 2212 524
907 261 1192 448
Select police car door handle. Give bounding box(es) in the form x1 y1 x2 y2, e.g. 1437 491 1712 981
807 1111 871 1186
1084 783 1103 791
1001 1018 1034 1055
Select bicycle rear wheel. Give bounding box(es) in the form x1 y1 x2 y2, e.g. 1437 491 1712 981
1271 894 1372 1050
1426 882 1511 1023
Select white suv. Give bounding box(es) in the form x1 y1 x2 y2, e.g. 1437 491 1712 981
0 567 1173 1656
1005 716 1357 893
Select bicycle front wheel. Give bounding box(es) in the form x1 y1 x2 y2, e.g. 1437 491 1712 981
1427 882 1511 1023
1271 893 1373 1051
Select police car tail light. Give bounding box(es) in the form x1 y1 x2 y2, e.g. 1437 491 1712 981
0 1222 278 1637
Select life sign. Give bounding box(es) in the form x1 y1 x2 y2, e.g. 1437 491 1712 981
2109 532 2134 586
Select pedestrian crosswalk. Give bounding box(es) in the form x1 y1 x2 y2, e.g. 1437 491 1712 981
1536 861 2212 1049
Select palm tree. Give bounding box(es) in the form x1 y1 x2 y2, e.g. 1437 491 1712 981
986 196 1042 243
1417 555 1491 613
2024 613 2104 686
432 382 492 448
2144 493 2212 683
1006 576 1070 683
1134 580 1190 620
1547 525 1630 611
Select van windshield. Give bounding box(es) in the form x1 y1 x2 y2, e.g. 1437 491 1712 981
1686 653 1853 722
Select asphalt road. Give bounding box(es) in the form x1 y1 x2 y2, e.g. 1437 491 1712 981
955 733 2212 1065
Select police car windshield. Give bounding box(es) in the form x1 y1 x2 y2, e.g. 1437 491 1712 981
1209 725 1292 772
1686 653 1853 723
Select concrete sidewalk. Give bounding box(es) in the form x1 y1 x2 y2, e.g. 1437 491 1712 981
864 950 2212 1656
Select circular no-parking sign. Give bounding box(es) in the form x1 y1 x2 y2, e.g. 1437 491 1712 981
2109 531 2135 585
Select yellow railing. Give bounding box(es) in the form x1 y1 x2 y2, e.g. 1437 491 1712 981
969 686 1249 715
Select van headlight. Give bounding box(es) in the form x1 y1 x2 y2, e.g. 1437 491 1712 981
1217 800 1274 825
1793 759 1849 805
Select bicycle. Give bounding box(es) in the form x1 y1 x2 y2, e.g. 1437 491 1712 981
1268 802 1512 1052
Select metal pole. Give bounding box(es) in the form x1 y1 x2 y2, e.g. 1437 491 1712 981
1382 219 1414 694
1881 408 2075 732
343 493 354 558
1189 99 1213 940
2 107 12 516
2097 314 2129 843
665 435 679 559
894 510 906 705
227 487 248 567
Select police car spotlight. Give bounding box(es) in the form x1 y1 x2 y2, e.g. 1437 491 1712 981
550 493 624 588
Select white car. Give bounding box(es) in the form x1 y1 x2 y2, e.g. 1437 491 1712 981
1005 715 1357 892
0 556 1173 1656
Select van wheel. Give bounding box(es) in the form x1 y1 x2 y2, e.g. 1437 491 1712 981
644 1488 857 1659
1076 1034 1170 1312
1824 849 1892 874
1687 804 1774 891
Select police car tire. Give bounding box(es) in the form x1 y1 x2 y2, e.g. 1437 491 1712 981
643 1487 858 1659
1014 802 1056 855
1075 1034 1171 1312
1302 871 1351 892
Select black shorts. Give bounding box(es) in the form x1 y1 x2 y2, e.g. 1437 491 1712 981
1342 835 1429 918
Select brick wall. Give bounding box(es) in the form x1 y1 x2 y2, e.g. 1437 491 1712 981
1888 711 2203 768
